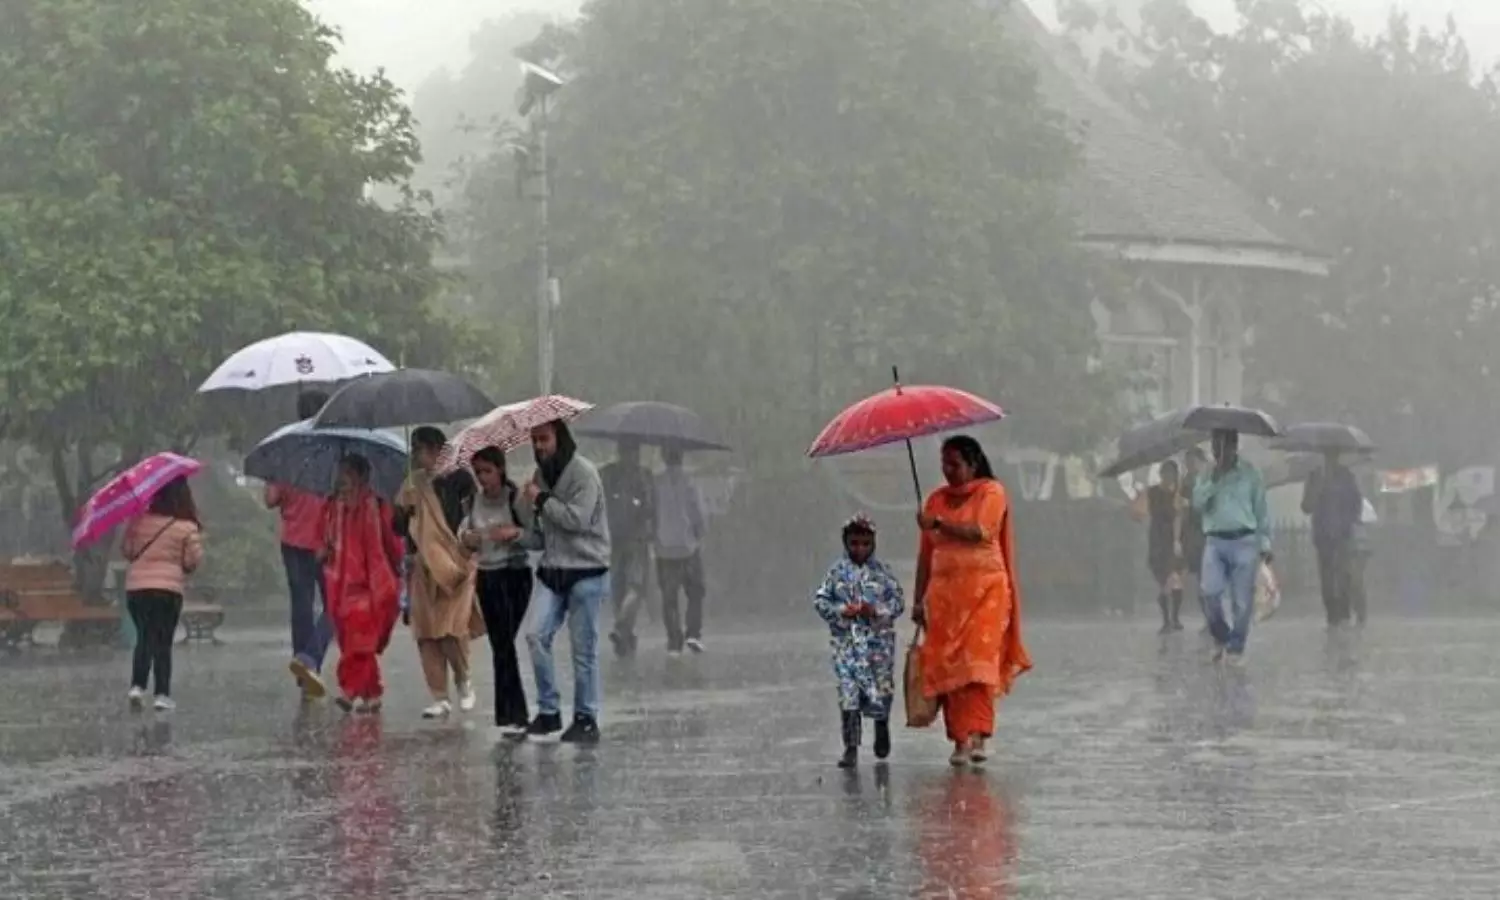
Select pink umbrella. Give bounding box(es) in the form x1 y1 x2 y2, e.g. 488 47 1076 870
437 395 592 472
72 452 204 550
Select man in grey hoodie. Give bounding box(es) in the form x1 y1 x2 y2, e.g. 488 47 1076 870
522 419 611 743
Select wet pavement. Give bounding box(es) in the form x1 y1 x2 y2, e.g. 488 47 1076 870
3 616 1500 898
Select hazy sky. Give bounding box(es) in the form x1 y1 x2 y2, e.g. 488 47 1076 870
308 0 1500 94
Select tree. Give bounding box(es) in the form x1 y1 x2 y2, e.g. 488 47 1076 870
456 0 1117 468
1065 0 1500 465
0 0 469 589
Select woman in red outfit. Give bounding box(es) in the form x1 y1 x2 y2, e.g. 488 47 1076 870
322 455 404 712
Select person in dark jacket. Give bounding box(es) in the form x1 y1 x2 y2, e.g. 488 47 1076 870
1301 452 1364 628
599 440 654 658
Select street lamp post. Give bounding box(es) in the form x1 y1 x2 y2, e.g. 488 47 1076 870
518 60 565 396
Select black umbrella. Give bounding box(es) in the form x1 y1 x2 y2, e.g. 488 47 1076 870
1271 422 1375 455
1183 404 1281 438
311 369 494 429
573 401 731 451
1263 451 1374 490
1098 409 1207 478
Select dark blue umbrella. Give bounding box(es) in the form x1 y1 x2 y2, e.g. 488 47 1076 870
245 419 408 500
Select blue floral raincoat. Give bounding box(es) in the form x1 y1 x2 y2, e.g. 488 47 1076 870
813 556 905 718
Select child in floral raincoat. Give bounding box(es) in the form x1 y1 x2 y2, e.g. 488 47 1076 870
813 514 905 769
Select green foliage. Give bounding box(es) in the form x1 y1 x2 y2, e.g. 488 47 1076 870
456 0 1117 468
1069 0 1500 464
0 0 469 571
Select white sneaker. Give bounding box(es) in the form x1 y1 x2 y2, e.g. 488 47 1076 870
128 687 146 710
457 682 477 712
153 696 176 712
422 700 452 719
685 638 705 654
667 649 683 659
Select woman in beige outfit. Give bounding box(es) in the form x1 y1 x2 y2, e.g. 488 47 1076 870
398 427 485 719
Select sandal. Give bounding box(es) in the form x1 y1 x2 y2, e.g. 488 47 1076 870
970 736 989 765
949 740 971 767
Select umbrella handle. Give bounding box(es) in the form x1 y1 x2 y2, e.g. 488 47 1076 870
904 438 923 506
892 366 921 504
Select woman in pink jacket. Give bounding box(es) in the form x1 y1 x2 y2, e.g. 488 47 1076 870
123 477 204 712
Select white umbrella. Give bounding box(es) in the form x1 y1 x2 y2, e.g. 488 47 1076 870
197 331 394 393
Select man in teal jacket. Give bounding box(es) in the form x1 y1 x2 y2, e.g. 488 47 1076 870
1192 430 1271 664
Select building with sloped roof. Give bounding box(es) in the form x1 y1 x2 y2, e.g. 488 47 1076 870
1002 1 1327 425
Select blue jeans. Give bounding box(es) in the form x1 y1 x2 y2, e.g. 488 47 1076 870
528 572 609 720
1199 535 1260 655
281 544 332 671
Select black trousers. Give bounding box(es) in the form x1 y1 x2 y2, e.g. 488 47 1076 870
1316 540 1354 625
476 567 534 726
657 552 706 651
128 590 183 696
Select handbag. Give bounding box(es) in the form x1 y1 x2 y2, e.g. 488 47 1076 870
903 626 940 728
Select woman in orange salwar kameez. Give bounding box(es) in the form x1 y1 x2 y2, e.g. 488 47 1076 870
322 455 405 713
914 435 1032 767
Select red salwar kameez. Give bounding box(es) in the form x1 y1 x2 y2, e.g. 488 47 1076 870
323 489 404 702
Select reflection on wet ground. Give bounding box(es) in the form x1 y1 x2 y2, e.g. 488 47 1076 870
4 618 1500 897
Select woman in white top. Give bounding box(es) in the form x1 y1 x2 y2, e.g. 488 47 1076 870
458 446 539 733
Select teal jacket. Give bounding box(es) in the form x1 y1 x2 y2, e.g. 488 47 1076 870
1192 459 1271 553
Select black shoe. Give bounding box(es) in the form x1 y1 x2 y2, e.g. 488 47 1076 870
526 712 563 737
873 720 891 760
609 631 629 659
837 746 858 769
559 715 600 745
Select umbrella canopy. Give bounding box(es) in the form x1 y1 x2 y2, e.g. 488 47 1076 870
573 401 730 451
1263 451 1375 491
1098 409 1207 478
71 453 203 550
198 332 394 393
807 384 1004 458
312 369 494 430
1182 404 1281 438
1271 422 1375 455
245 419 408 500
438 395 593 472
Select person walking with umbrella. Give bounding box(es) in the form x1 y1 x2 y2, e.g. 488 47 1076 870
599 440 654 658
1278 423 1374 629
1132 459 1185 634
654 444 709 655
123 478 204 712
1193 430 1272 664
267 391 336 700
458 446 539 734
912 436 1032 767
397 426 481 719
523 419 610 744
321 455 405 713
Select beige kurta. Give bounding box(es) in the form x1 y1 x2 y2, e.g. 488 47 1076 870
398 471 484 641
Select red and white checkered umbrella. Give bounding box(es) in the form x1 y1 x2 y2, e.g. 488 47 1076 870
437 395 592 471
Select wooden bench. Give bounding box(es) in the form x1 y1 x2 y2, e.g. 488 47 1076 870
0 561 119 650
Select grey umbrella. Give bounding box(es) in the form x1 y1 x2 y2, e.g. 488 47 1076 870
573 401 731 451
1264 451 1375 490
1182 404 1281 438
1271 422 1375 455
1098 408 1207 478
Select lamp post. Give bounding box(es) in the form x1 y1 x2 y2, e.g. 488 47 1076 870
518 59 565 396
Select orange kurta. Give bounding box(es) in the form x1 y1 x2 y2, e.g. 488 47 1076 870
918 479 1032 703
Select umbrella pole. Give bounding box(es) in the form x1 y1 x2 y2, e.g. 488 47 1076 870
893 366 922 504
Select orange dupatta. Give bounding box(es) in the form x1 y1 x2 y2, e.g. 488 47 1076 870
917 478 1032 699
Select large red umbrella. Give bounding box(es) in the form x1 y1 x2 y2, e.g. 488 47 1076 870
808 368 1005 501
